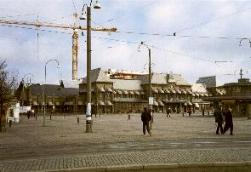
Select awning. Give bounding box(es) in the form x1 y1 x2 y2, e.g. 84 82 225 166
184 102 187 106
48 101 53 106
33 101 38 106
135 91 140 95
158 88 165 94
41 102 45 106
170 89 176 94
106 87 113 92
129 90 135 95
152 88 158 94
55 102 61 106
175 88 182 94
98 87 105 92
195 93 200 97
113 90 117 94
164 88 170 94
117 90 122 94
140 91 145 95
65 102 73 106
106 101 113 106
198 93 204 96
194 103 199 108
78 101 84 105
188 102 193 106
98 101 105 106
158 100 164 106
153 100 159 106
123 90 128 94
181 89 187 94
186 89 193 94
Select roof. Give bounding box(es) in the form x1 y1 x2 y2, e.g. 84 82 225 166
82 68 112 83
81 68 191 87
30 84 78 97
112 79 142 90
168 74 190 86
62 80 81 88
192 83 207 93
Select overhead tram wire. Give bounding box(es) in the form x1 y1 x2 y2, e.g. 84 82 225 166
0 23 72 35
176 6 251 34
115 30 251 41
0 22 228 65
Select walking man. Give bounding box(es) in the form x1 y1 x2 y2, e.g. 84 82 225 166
223 106 233 135
214 105 224 135
141 107 152 136
166 106 171 117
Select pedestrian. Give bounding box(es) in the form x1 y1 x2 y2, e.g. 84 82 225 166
223 106 233 135
166 106 171 117
141 107 152 136
188 107 192 117
202 107 205 116
27 111 31 119
214 105 224 135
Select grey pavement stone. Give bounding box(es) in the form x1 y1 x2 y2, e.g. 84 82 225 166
0 148 250 172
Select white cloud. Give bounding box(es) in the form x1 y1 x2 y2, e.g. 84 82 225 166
0 0 251 86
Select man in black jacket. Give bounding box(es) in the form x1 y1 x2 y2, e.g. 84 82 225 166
214 105 224 135
223 106 233 135
141 107 152 136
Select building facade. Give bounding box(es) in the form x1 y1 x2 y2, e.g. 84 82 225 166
79 68 209 114
204 74 251 117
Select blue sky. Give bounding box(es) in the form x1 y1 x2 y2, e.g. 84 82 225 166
0 0 251 86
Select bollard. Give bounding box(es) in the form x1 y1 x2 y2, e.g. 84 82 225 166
50 114 52 120
128 114 131 120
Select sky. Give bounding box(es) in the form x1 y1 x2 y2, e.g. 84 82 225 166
0 0 251 86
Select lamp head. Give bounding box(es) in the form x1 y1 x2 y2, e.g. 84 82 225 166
93 0 101 9
79 12 86 20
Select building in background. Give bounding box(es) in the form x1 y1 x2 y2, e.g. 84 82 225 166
79 68 209 114
23 83 80 113
21 68 213 115
204 70 251 117
196 76 216 88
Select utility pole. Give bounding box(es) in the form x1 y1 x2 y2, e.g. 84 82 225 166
86 6 92 132
148 48 152 100
80 0 117 133
139 42 153 110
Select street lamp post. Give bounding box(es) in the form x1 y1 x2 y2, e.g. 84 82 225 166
43 59 60 127
80 0 101 133
139 41 152 109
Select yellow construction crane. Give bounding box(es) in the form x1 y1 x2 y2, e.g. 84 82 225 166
0 18 117 80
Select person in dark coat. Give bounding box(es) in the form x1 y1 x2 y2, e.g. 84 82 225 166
214 105 224 135
223 106 233 135
141 107 152 136
166 107 171 117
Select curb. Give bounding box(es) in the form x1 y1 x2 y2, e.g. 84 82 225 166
48 161 251 172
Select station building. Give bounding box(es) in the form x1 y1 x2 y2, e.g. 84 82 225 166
22 68 210 114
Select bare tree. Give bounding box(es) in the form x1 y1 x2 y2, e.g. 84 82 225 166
0 59 16 132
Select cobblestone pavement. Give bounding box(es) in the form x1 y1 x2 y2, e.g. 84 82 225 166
0 113 250 171
0 148 250 172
